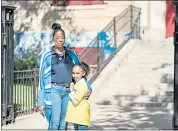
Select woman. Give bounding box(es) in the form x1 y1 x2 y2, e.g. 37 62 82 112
38 23 80 130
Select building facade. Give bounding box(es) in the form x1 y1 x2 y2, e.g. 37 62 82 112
10 0 175 66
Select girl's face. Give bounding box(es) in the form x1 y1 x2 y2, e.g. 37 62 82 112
53 30 65 48
72 66 85 82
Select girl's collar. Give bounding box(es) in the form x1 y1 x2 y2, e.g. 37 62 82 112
74 78 84 84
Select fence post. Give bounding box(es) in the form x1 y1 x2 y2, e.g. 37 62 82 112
97 33 100 71
1 7 7 125
173 1 178 129
138 11 141 39
135 10 141 39
130 5 133 38
135 19 138 39
113 17 117 48
33 68 37 109
136 16 139 39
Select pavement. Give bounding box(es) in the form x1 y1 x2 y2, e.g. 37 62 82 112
2 105 173 130
2 94 173 130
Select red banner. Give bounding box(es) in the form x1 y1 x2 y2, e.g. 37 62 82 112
166 0 176 38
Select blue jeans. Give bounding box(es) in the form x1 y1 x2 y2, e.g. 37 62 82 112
48 85 70 130
73 123 88 130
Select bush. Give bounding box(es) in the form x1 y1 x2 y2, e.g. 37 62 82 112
14 56 36 70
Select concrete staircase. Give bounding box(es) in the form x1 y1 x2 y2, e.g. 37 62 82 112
94 42 173 107
90 41 174 130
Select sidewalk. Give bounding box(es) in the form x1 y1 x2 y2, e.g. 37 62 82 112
2 112 75 130
2 103 173 130
2 112 48 130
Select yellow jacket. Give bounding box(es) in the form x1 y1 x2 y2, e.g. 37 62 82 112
65 78 91 126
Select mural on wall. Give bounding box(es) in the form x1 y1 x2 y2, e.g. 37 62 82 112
14 30 128 69
14 32 53 60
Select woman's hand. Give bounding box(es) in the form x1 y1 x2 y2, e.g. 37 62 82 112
83 90 92 99
38 106 45 117
70 82 74 92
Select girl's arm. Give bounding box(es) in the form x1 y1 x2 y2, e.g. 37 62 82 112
69 80 88 105
69 90 79 105
69 82 79 105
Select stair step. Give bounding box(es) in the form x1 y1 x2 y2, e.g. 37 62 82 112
123 59 173 63
132 46 173 50
106 82 173 90
100 84 173 96
129 102 172 108
129 53 173 57
116 95 173 108
131 50 173 54
123 61 173 64
128 50 173 53
112 79 162 83
116 69 173 74
121 62 173 65
116 73 173 78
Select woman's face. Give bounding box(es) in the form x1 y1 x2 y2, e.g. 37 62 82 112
72 66 85 82
53 30 65 48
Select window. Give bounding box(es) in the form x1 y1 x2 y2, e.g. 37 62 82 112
51 0 106 6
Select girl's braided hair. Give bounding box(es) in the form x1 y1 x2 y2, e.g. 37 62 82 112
74 62 90 77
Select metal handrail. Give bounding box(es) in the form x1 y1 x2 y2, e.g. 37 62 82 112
87 5 141 83
78 5 136 61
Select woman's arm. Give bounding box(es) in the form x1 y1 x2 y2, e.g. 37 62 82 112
38 53 46 107
83 78 92 99
69 80 88 105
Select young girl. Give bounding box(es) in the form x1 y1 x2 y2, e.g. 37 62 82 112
65 62 92 130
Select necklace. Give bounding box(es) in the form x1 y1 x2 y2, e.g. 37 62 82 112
54 47 65 56
54 47 65 61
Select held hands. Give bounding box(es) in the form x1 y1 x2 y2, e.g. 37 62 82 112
70 82 75 92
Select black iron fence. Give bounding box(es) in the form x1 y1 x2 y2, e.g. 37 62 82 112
13 69 39 117
12 67 96 117
11 5 141 120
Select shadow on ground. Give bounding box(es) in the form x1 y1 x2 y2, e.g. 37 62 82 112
90 100 172 130
89 63 173 130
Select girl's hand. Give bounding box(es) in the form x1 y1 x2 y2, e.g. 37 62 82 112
70 82 74 92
